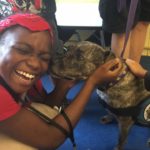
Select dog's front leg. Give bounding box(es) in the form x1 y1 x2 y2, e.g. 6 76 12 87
115 116 134 150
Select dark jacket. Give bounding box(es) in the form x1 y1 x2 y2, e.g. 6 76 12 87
144 71 150 91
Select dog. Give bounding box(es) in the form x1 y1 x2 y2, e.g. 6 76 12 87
50 41 150 150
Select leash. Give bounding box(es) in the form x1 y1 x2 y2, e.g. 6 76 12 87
117 0 139 58
26 105 77 150
99 0 140 89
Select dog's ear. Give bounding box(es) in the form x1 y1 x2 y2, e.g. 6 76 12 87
104 50 111 59
104 50 116 62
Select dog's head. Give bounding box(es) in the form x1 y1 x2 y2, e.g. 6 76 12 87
50 41 114 80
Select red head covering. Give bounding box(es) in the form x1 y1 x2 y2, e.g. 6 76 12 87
0 13 54 44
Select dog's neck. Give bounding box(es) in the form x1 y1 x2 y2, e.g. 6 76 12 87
108 64 128 88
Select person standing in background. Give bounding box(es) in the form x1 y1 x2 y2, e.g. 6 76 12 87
99 0 150 62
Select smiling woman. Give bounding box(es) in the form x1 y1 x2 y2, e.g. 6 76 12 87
0 27 52 93
0 14 53 94
0 13 123 150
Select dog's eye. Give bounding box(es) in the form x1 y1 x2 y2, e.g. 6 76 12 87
78 55 84 60
104 51 111 58
76 49 84 60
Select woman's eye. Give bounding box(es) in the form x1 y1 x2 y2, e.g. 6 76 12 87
13 46 31 54
40 55 51 63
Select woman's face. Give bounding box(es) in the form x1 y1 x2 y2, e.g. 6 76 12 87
0 26 52 94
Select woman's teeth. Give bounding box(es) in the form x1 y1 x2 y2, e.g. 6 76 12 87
16 70 35 80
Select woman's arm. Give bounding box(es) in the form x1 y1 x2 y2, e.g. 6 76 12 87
44 77 76 107
0 58 122 150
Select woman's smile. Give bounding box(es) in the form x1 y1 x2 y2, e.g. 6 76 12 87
0 26 52 94
13 69 37 88
16 70 35 80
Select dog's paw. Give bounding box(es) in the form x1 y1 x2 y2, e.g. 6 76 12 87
113 146 123 150
100 115 113 124
147 138 150 147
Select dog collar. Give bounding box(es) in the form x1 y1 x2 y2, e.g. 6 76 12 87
108 66 128 88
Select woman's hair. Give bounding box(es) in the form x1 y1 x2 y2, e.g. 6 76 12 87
0 13 54 47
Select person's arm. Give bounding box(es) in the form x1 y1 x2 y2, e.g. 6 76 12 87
44 78 76 107
29 77 76 108
0 58 122 150
126 59 150 91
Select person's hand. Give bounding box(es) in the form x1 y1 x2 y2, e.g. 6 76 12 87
88 58 123 86
125 59 147 78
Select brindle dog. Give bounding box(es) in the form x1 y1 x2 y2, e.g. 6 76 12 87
50 41 150 150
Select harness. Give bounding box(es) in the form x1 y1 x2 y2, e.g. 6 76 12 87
99 96 150 127
97 65 150 127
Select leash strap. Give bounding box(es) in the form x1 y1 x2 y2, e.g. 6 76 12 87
117 0 139 58
26 106 69 136
99 99 139 117
61 110 77 149
26 105 76 149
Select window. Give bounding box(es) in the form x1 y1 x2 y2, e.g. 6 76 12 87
56 0 102 27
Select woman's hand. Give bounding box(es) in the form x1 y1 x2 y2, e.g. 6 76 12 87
126 59 147 78
88 58 123 86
